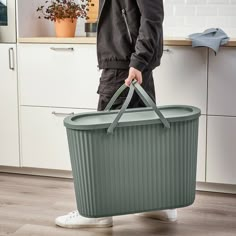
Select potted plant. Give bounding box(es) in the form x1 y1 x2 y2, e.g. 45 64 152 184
37 0 91 37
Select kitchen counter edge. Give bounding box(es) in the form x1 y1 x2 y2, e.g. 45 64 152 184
17 36 236 47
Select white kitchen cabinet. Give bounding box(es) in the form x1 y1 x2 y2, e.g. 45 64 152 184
154 46 208 114
20 105 207 177
0 44 20 167
153 46 207 182
208 47 236 116
18 44 100 109
20 106 95 170
196 115 207 182
207 116 236 185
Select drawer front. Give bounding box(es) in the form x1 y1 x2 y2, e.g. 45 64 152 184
0 44 19 167
208 48 236 116
20 106 95 170
207 116 236 185
154 46 208 114
18 44 100 109
20 105 206 177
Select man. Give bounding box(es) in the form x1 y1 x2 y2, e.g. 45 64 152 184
55 0 177 228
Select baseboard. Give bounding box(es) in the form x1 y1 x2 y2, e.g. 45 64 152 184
196 182 236 194
1 166 235 194
0 166 73 179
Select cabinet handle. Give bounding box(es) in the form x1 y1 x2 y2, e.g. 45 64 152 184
163 48 171 53
52 111 75 116
8 48 15 70
50 47 74 52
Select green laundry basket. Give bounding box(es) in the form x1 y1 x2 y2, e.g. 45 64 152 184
64 80 201 218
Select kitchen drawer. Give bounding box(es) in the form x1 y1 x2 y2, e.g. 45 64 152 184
208 47 236 116
154 46 208 114
20 106 95 170
18 44 100 109
207 116 236 185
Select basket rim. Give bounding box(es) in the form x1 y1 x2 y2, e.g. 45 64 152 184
64 105 201 131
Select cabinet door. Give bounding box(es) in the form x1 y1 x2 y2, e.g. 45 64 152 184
207 116 236 185
0 44 19 166
20 106 95 170
18 44 100 109
197 115 207 182
208 48 236 116
154 46 208 114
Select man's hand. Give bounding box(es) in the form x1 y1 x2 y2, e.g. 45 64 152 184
125 67 142 87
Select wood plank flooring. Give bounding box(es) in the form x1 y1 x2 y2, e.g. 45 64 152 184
0 173 236 236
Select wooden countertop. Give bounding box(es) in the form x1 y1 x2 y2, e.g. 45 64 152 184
18 36 236 47
17 37 96 44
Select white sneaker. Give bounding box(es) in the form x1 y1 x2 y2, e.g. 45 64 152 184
55 210 113 228
136 209 177 222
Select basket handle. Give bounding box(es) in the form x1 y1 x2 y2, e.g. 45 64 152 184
105 80 170 134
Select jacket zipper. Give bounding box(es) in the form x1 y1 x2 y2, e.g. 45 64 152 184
121 9 133 44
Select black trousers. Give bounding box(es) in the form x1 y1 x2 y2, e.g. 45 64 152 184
97 68 156 111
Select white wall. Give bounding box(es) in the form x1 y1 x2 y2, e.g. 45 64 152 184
17 0 236 38
0 0 7 5
163 0 236 37
17 0 86 37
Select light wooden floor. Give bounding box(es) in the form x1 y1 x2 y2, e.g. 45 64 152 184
0 173 236 236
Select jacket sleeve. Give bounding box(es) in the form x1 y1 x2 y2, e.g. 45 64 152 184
129 0 164 72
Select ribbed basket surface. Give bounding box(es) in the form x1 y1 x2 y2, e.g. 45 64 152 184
66 118 199 217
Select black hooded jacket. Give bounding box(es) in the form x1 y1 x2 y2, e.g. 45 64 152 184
96 0 164 72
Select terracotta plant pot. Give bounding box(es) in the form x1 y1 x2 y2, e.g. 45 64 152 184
54 18 77 37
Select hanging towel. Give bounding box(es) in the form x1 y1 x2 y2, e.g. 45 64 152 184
188 28 230 54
